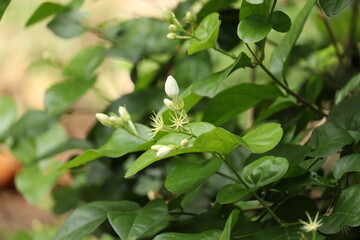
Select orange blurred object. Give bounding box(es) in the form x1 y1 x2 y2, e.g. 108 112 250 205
0 149 22 188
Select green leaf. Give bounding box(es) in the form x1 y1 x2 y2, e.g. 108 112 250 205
0 0 11 21
108 199 168 240
165 157 222 195
54 201 140 240
242 123 283 153
45 77 96 116
0 96 16 138
333 154 360 179
63 46 105 79
125 122 215 178
220 209 240 240
15 158 61 203
191 53 252 97
269 0 316 80
335 74 360 104
271 11 291 33
305 76 323 103
237 14 272 43
239 0 268 21
319 0 351 16
277 172 335 191
329 94 360 132
188 13 221 55
154 230 222 240
59 125 151 170
26 2 65 27
320 184 360 234
308 122 353 157
241 156 289 188
216 184 255 204
38 139 92 160
194 127 241 154
203 84 282 126
47 10 87 39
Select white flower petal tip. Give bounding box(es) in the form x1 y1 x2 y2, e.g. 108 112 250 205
180 139 189 147
95 113 112 126
299 212 323 232
151 145 163 151
165 75 179 98
156 146 172 158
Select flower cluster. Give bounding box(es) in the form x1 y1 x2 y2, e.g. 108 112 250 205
299 212 323 233
149 75 193 158
163 8 196 40
95 106 137 135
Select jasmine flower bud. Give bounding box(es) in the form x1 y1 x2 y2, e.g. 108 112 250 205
180 139 189 147
95 113 112 127
151 145 163 151
163 8 176 23
168 24 178 32
109 116 123 128
165 75 179 98
118 106 130 121
156 146 172 158
166 33 177 40
163 98 174 109
186 11 195 23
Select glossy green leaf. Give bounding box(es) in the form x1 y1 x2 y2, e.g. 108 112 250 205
54 201 140 240
237 15 272 43
108 199 168 240
220 209 240 240
269 0 316 80
194 127 242 154
333 154 360 179
239 0 268 21
277 172 335 191
154 230 222 240
329 94 360 132
308 122 353 157
26 2 65 27
45 77 96 116
320 184 360 234
125 122 215 178
191 53 252 98
319 0 351 16
335 74 360 104
63 46 105 79
165 157 222 194
59 124 151 170
204 84 282 126
0 0 11 21
0 96 16 138
242 123 283 154
241 156 289 188
271 11 291 33
197 0 237 21
252 100 296 125
216 184 255 204
15 158 61 203
38 139 92 160
305 76 323 103
188 13 221 55
2 111 54 139
47 10 87 39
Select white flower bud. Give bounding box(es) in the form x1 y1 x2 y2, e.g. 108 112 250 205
186 11 195 23
109 116 123 128
168 24 178 32
95 113 112 127
163 98 174 109
156 146 172 158
165 75 179 98
162 8 175 23
180 139 189 147
166 32 177 40
151 145 163 151
118 106 130 121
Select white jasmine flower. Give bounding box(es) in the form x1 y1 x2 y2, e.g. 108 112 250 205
95 113 112 127
156 145 172 158
169 110 188 130
151 145 163 151
180 139 189 147
163 98 174 109
150 113 165 137
299 212 323 232
165 75 179 98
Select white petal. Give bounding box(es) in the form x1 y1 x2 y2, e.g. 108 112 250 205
165 75 179 98
156 146 172 158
